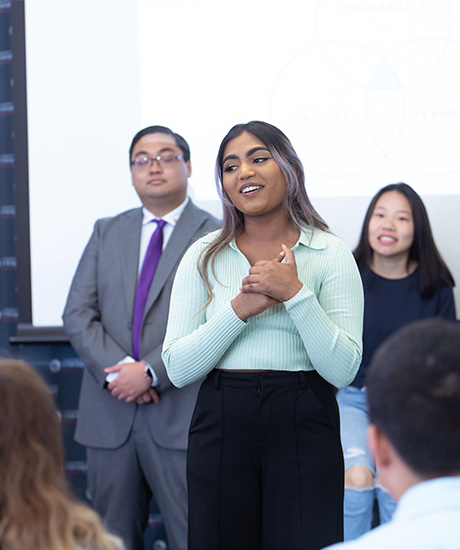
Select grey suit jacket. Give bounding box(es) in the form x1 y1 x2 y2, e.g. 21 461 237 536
63 200 220 451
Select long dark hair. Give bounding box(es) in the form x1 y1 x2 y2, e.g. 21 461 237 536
198 121 328 302
354 182 455 297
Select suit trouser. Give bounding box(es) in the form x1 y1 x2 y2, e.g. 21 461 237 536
86 405 188 550
187 369 344 550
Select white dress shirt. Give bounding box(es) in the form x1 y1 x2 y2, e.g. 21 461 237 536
324 477 460 550
137 198 189 277
106 198 189 386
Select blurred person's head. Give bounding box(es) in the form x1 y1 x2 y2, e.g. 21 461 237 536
0 359 123 550
366 319 460 500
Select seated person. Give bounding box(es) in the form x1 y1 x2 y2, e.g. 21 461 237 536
325 318 460 550
0 358 124 550
336 182 456 541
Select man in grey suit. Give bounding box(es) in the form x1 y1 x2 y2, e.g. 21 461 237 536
63 125 220 550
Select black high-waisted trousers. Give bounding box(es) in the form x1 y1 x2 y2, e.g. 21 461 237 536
187 369 344 550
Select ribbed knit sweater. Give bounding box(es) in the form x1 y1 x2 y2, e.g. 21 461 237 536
162 228 364 389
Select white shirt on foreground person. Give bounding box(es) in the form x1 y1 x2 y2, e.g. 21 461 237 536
324 476 460 550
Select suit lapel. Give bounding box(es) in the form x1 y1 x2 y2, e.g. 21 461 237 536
119 208 143 318
142 201 206 318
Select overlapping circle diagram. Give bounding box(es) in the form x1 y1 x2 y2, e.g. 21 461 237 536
270 0 460 179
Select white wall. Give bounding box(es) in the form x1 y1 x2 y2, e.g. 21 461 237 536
24 0 460 325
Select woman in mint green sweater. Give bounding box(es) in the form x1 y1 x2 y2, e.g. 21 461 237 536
162 121 364 550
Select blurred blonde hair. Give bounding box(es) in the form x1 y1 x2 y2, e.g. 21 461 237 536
0 359 123 550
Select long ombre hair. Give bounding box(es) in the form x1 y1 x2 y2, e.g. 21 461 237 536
0 359 123 550
198 121 328 303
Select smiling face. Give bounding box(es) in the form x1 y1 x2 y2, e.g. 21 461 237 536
368 190 415 263
221 132 287 220
130 132 191 215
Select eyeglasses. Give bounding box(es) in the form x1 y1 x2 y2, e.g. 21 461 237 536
130 155 184 168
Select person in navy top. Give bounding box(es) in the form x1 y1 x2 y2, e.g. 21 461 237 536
336 182 457 541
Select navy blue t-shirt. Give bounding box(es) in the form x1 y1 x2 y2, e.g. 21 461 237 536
351 266 457 388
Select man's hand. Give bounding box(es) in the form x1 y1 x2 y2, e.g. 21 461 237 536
104 361 156 403
135 387 161 405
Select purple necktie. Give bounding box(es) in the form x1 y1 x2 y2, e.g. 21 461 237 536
132 219 166 360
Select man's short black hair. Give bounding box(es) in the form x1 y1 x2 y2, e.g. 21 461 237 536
366 318 460 477
129 125 191 164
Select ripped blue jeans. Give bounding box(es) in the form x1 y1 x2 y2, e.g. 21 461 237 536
336 386 396 540
336 386 373 473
